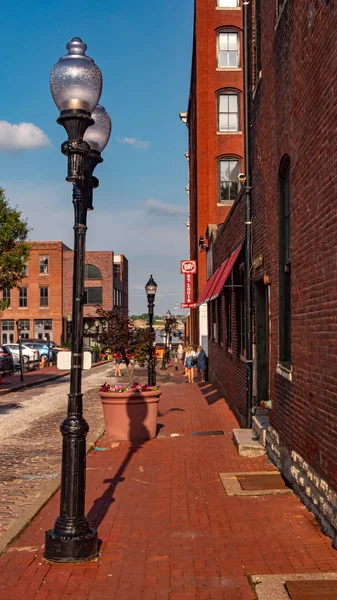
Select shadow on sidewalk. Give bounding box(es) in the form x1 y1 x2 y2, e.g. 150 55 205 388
197 382 222 405
88 394 153 531
87 442 142 531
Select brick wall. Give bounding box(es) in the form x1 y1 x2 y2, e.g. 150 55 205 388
63 250 114 319
187 0 244 343
208 191 247 424
250 1 337 490
0 242 64 344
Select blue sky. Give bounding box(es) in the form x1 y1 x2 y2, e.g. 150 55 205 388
0 0 193 315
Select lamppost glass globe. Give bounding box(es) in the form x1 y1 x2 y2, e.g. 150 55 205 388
145 274 157 297
83 105 112 153
50 37 102 114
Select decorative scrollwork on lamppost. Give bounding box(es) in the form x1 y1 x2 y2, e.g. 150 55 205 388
44 37 111 564
145 275 157 386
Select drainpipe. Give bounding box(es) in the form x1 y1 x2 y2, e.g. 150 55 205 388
243 0 253 428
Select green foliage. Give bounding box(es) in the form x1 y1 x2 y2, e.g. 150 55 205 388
0 188 30 312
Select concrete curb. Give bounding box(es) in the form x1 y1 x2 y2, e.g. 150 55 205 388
0 425 105 556
0 360 113 397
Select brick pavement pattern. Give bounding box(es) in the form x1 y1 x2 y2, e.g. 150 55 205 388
0 371 337 599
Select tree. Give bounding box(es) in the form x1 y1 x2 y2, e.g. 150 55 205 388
0 188 30 311
96 308 154 385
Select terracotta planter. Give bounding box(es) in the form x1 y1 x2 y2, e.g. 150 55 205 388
99 390 162 442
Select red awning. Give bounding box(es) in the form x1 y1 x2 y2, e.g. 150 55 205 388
196 269 218 305
209 243 244 301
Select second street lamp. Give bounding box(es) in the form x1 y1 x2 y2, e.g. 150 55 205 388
44 37 111 564
145 275 157 386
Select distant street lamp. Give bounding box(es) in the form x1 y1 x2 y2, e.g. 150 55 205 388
16 321 24 382
145 275 157 386
161 310 172 370
44 37 111 564
66 313 72 344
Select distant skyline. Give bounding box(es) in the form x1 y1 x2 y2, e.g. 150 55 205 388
0 0 193 314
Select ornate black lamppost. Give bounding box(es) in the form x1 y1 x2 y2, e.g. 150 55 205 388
145 275 157 386
161 310 172 370
44 37 111 564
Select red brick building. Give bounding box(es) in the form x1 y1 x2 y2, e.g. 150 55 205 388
0 242 65 345
1 242 129 346
181 0 244 346
206 0 337 545
247 0 337 545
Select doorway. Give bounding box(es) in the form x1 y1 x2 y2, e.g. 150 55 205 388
255 280 269 402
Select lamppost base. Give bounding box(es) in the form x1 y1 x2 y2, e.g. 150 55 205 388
44 528 98 563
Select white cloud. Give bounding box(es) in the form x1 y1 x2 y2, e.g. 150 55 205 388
117 137 150 149
144 199 186 218
0 121 51 151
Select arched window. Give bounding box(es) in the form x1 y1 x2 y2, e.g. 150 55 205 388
84 264 102 280
278 156 291 364
218 156 241 203
217 30 240 68
217 90 240 131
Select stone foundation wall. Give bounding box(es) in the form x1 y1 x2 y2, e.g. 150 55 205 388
266 426 337 548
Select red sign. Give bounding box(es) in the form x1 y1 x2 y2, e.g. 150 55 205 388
184 272 194 304
180 260 197 275
181 303 197 309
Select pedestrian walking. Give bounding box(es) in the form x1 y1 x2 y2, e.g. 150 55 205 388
114 353 122 377
185 345 197 384
197 346 207 382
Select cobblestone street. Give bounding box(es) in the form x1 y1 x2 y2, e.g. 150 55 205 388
0 363 110 540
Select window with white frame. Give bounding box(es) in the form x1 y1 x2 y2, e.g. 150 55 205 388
217 31 239 68
19 287 28 307
218 92 239 131
218 0 239 6
39 255 49 275
2 289 11 307
219 158 240 202
40 287 49 307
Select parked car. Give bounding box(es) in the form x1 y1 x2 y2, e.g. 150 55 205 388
19 338 67 352
23 342 56 363
5 344 39 368
0 345 15 375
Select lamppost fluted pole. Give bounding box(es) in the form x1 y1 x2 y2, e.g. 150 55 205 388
44 37 111 564
145 275 157 386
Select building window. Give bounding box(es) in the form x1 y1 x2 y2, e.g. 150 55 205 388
217 295 223 345
19 287 28 307
217 31 239 68
39 255 49 275
22 263 28 277
40 287 49 307
226 291 232 349
212 300 217 342
1 319 15 344
34 319 52 341
18 320 30 339
279 156 291 365
113 264 122 280
237 267 246 356
218 0 239 6
84 287 103 305
2 289 11 307
84 264 102 279
219 158 240 202
218 92 239 132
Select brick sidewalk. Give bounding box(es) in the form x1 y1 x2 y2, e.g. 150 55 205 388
0 376 337 599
